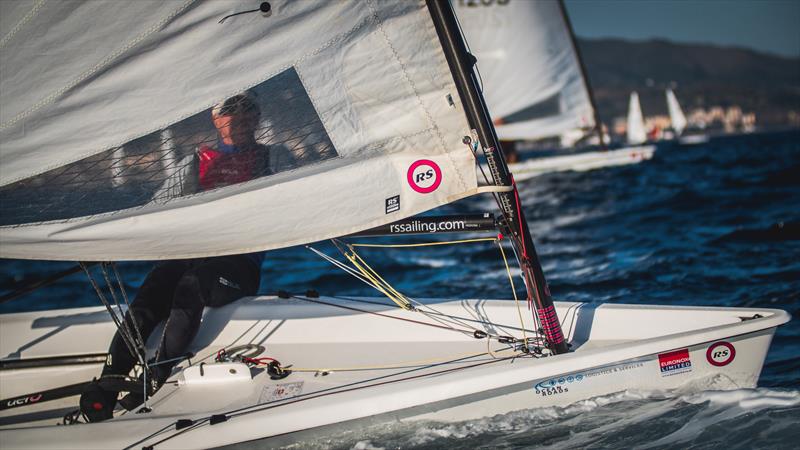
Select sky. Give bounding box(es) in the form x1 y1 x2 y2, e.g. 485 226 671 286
564 0 800 58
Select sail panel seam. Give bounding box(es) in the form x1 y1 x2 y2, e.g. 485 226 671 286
0 0 47 50
367 0 469 192
0 0 198 132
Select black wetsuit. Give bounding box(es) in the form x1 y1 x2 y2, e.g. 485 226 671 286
102 254 262 388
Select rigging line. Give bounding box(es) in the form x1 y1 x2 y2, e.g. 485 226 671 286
511 176 529 259
138 354 516 450
111 263 148 363
230 350 516 417
336 296 543 339
498 241 528 344
342 239 504 332
100 263 145 356
307 245 376 287
345 247 412 310
286 350 509 373
296 294 531 349
342 246 485 333
123 418 210 450
291 295 476 338
344 251 412 310
351 237 497 248
79 263 141 367
308 243 477 333
320 241 491 335
464 137 510 241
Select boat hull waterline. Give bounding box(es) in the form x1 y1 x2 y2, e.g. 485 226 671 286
492 145 655 182
0 297 788 449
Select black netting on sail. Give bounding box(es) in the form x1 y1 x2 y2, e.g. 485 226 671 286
0 68 337 226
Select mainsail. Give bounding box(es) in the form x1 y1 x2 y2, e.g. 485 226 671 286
626 92 647 145
0 1 479 261
453 0 596 142
666 88 687 136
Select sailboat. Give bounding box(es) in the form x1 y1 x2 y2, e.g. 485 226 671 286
455 0 654 181
666 89 710 145
626 91 648 145
666 88 688 137
0 1 787 449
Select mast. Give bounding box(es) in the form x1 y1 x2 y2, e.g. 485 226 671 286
557 0 606 150
426 0 568 355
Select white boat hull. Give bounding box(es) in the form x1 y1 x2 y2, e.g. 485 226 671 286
0 297 788 449
498 145 655 182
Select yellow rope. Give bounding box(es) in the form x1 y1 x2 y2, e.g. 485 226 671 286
345 250 412 310
498 241 529 344
336 236 533 350
351 237 498 248
349 248 410 304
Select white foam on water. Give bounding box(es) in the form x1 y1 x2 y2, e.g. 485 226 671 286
349 440 385 450
639 388 800 449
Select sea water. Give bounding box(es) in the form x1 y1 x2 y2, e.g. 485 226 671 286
1 130 798 449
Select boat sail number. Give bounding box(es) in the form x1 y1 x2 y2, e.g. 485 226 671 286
407 159 442 194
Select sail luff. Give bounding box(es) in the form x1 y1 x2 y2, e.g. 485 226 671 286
557 0 605 149
427 0 568 355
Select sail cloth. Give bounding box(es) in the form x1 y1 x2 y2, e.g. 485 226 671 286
453 0 595 142
666 89 687 136
626 92 647 145
0 0 479 261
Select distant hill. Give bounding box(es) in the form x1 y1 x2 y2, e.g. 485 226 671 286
575 38 800 126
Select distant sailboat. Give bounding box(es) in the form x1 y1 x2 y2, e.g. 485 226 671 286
666 89 687 136
626 91 648 145
665 89 710 145
456 0 654 180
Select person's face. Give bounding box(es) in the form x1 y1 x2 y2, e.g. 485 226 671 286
213 112 258 146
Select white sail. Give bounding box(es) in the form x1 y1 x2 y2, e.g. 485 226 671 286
0 1 479 261
626 92 647 145
666 88 687 136
453 0 595 142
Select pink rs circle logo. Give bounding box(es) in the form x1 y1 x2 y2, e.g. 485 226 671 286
407 159 442 194
706 341 735 367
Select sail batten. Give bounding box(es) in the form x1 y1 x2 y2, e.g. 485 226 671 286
0 0 478 261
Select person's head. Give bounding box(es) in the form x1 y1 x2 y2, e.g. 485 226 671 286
211 93 261 146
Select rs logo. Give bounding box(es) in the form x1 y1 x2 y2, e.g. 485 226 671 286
706 341 736 367
415 169 434 183
407 159 442 194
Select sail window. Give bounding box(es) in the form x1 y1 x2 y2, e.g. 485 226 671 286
0 68 337 226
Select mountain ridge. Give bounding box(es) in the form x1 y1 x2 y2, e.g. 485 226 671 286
575 37 800 126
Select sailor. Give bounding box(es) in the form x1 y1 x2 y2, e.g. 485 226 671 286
79 94 269 422
199 92 271 190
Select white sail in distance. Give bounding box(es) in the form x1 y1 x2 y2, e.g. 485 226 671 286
453 0 596 142
626 92 647 145
0 1 479 261
666 89 687 136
